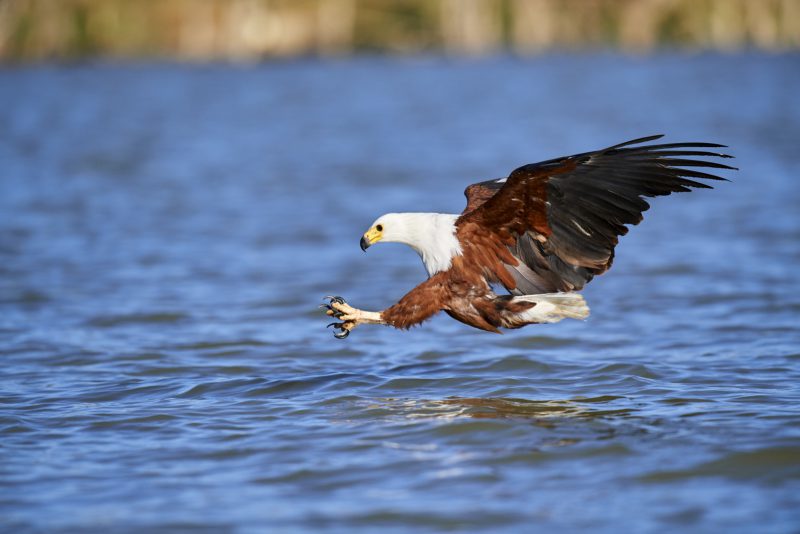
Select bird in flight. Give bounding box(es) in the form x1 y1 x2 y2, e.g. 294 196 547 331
322 135 735 339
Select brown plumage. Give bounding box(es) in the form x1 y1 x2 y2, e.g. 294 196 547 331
323 135 736 339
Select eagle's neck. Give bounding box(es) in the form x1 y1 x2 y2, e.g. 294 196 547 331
390 213 462 277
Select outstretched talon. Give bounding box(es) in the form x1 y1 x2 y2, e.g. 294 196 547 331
327 321 353 339
320 295 347 319
319 295 384 339
321 295 357 339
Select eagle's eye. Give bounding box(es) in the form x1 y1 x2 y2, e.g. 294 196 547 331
376 224 383 232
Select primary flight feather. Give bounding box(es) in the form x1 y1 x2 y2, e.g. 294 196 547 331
322 135 736 339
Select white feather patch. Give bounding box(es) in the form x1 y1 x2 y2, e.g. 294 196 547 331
514 292 590 323
371 212 463 276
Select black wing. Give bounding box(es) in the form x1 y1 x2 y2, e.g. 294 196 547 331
458 135 736 294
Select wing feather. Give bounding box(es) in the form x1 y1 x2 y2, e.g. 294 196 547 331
456 135 736 293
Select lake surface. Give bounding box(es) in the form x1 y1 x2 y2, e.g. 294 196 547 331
1 54 799 533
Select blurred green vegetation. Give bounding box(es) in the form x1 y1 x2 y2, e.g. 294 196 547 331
1 0 799 60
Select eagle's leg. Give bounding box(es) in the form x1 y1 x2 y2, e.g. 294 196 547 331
321 277 448 337
321 296 384 338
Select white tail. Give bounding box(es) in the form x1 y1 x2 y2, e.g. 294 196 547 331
512 292 590 324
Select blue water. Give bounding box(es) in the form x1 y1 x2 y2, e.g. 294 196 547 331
1 54 799 533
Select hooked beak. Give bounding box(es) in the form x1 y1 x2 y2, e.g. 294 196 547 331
360 226 382 252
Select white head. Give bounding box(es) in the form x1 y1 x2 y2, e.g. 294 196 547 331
360 212 462 276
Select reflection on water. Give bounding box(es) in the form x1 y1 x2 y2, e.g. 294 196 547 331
1 54 800 532
390 397 603 421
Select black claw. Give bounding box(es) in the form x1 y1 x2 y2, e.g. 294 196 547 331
333 329 350 339
326 321 351 339
322 296 350 339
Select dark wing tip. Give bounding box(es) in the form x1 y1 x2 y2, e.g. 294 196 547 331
612 138 738 183
641 141 729 150
604 134 665 151
650 150 735 160
662 158 738 171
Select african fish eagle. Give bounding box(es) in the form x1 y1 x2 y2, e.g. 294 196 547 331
322 135 735 338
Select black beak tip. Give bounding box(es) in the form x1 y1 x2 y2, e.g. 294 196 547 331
360 236 370 252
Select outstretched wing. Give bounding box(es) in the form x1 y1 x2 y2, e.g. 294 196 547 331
456 135 736 294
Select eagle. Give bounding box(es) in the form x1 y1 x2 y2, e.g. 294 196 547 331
322 135 735 339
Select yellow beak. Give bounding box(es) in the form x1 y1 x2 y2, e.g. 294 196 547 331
360 226 383 251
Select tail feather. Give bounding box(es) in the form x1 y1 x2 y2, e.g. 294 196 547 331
513 292 590 324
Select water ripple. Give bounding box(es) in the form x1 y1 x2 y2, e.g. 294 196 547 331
1 56 799 533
